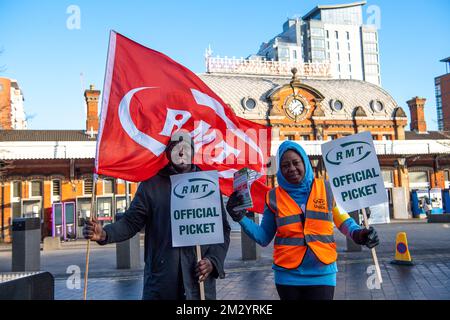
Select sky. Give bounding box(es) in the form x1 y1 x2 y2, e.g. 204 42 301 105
0 0 449 130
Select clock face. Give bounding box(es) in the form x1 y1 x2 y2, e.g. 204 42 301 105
288 99 304 116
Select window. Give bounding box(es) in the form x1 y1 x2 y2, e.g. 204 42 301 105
312 50 325 60
293 50 297 60
116 197 127 214
409 171 429 183
346 32 350 40
365 65 379 74
84 179 93 195
311 28 324 37
300 135 310 141
337 53 340 61
445 170 450 182
52 180 61 197
12 181 22 198
12 181 22 218
348 53 351 62
104 178 114 194
312 39 325 48
333 100 343 111
327 42 330 50
244 98 257 110
285 135 295 141
328 135 338 140
335 31 339 39
348 64 352 72
364 53 378 64
326 30 329 38
30 181 42 197
363 32 377 42
336 42 340 50
12 203 21 218
338 64 341 72
382 135 392 141
97 198 112 219
365 43 378 53
279 48 289 60
372 100 384 112
348 42 351 51
381 170 393 184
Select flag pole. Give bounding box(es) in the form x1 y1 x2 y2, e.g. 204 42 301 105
361 207 383 285
196 244 205 300
83 174 98 300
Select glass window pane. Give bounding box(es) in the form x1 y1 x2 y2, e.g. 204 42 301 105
84 179 93 195
12 202 21 218
445 171 450 181
65 203 75 224
116 197 127 214
31 181 42 197
311 28 324 37
52 180 61 196
312 50 325 59
12 181 21 198
104 179 114 194
312 39 325 48
409 171 429 183
381 170 393 183
54 204 63 225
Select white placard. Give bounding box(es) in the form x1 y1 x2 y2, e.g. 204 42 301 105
321 131 388 212
170 170 224 247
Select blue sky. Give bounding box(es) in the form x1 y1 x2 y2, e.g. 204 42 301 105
0 0 449 130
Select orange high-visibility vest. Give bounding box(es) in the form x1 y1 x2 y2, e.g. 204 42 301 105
265 178 337 269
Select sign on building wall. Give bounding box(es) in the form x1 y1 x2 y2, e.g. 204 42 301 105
430 188 443 214
321 131 388 212
170 170 224 247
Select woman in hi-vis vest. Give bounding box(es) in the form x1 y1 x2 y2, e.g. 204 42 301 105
226 141 379 300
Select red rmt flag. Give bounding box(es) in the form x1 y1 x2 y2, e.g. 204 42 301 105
95 31 271 213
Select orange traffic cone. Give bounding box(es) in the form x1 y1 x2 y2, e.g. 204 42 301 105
390 232 414 266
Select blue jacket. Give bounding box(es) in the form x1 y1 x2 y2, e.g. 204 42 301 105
240 205 361 286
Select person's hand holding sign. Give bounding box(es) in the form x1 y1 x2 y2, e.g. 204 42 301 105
352 226 379 248
195 258 213 282
226 191 247 222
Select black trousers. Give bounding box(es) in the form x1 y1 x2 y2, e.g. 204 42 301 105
276 284 335 300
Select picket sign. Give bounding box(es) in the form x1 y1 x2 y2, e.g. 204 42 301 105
321 131 386 285
170 170 224 300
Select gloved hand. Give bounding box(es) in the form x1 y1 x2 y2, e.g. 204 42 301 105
226 191 247 222
352 226 379 248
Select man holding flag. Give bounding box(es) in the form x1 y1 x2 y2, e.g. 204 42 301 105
83 31 272 299
84 135 231 300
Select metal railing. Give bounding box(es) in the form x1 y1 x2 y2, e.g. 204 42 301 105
205 56 332 78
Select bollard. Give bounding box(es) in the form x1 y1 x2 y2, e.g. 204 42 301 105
346 210 362 252
116 233 141 269
12 218 41 272
115 214 141 269
0 272 54 300
241 211 260 260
